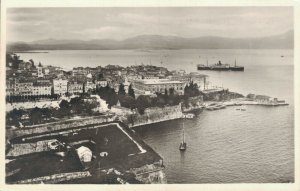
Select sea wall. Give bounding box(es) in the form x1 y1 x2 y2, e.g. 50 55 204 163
128 105 183 128
130 162 167 184
14 171 91 184
7 115 116 140
182 95 203 112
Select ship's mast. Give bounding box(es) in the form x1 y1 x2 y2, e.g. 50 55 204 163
235 59 237 67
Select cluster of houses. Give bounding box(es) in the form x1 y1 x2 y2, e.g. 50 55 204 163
6 55 208 101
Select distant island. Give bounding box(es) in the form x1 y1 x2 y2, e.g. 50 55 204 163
7 30 293 51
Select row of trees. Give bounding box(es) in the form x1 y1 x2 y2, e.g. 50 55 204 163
94 84 136 108
184 81 201 98
135 88 182 114
6 107 52 126
6 95 99 127
94 82 201 114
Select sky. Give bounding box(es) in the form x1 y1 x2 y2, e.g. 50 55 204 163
6 7 293 42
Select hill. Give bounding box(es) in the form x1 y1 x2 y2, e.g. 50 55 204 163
7 30 293 51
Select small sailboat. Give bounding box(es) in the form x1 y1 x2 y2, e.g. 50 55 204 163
241 105 247 111
179 120 187 151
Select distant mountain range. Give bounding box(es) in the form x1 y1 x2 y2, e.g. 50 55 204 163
7 30 293 51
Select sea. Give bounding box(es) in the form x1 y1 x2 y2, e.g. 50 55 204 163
17 49 294 183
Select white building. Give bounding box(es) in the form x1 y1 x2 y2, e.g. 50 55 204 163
31 82 52 96
133 79 185 95
68 81 84 94
76 146 92 163
85 80 96 92
44 68 50 75
14 81 33 96
53 78 68 95
95 79 108 87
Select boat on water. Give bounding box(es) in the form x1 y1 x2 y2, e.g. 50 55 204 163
182 113 195 119
179 120 187 151
197 60 244 71
229 59 244 71
206 103 226 111
236 105 247 111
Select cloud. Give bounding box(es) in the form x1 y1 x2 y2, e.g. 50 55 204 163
6 7 293 42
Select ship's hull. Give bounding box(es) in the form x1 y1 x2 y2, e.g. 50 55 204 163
197 66 210 70
197 67 244 71
229 67 244 71
179 142 187 151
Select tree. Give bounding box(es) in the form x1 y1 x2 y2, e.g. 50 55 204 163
184 81 200 98
120 95 136 109
70 97 84 113
169 88 175 96
29 107 42 124
98 73 104 79
164 88 168 96
83 100 98 115
7 54 23 70
59 100 70 109
41 108 52 120
128 84 135 99
136 95 152 114
7 109 24 126
118 83 126 96
156 97 166 107
107 88 118 107
58 99 70 116
29 59 34 67
83 82 86 94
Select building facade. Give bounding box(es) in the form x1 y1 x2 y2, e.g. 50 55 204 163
68 81 84 94
53 78 68 95
133 79 185 95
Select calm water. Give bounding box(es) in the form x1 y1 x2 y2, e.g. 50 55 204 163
18 49 294 183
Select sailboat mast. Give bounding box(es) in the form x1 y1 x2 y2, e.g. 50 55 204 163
182 119 185 143
235 59 237 67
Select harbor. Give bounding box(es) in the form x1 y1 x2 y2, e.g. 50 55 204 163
4 5 294 185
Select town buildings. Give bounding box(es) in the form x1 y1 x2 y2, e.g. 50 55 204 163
6 53 208 101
